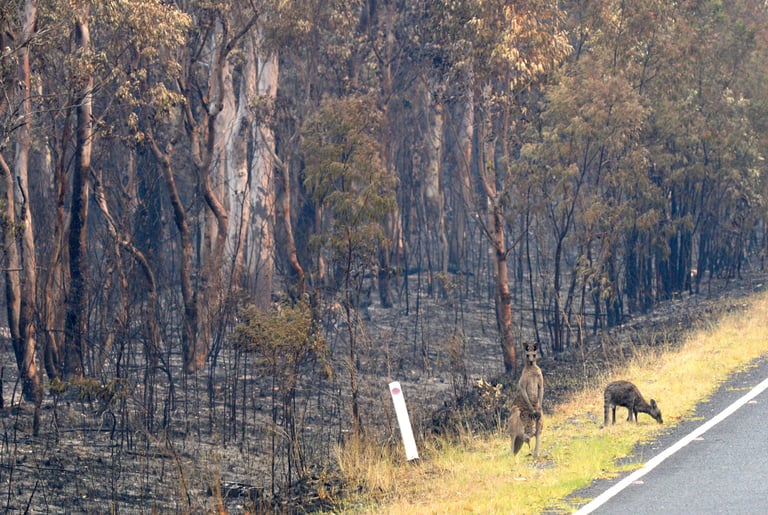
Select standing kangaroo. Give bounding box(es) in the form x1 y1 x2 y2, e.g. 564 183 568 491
509 343 544 457
603 380 663 426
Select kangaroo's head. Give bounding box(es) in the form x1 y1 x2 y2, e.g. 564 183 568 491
649 399 663 423
523 343 538 367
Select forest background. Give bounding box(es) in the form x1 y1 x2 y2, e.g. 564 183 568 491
1 0 768 512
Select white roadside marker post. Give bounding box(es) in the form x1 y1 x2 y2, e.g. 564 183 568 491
388 381 419 461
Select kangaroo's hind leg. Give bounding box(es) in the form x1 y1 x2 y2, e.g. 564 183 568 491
531 412 543 458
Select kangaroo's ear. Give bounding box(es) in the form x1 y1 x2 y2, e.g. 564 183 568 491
650 399 657 408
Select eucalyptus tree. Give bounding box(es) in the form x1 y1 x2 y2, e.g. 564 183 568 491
301 94 398 438
431 0 571 373
636 0 767 298
522 60 650 349
517 0 663 349
79 2 192 432
0 0 41 414
28 1 190 380
0 0 189 421
62 2 93 379
263 0 369 302
528 0 768 337
141 1 281 372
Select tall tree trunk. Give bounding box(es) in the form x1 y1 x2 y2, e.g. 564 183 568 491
227 35 256 290
492 201 515 375
147 134 198 373
0 156 23 386
64 6 92 379
451 86 474 272
0 0 40 408
42 119 67 381
179 12 258 371
249 46 278 310
246 41 304 302
377 0 400 308
477 109 516 376
276 153 305 300
0 149 41 408
552 237 564 352
420 81 448 297
15 0 40 405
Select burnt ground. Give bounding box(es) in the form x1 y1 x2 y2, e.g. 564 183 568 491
0 271 764 514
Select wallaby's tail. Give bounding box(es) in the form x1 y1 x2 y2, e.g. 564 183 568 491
509 407 526 455
512 434 526 455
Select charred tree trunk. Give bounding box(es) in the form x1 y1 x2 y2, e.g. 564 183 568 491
477 110 516 376
42 120 67 381
277 154 305 300
552 237 564 353
493 203 515 375
147 134 198 374
451 87 474 275
64 8 92 379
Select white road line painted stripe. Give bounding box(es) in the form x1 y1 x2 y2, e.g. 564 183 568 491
575 375 768 514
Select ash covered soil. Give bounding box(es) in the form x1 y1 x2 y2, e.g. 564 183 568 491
0 272 763 514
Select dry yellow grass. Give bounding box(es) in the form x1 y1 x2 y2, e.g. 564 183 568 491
334 291 768 514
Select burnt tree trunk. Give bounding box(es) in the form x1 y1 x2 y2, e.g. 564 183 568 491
64 7 92 379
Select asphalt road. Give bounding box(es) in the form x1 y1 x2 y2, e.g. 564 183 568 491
567 354 768 515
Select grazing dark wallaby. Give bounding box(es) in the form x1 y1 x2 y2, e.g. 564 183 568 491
603 380 663 426
509 343 544 457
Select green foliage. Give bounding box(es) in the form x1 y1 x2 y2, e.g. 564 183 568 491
233 299 327 376
93 0 191 127
411 0 571 97
94 0 191 58
0 201 23 240
302 95 398 269
48 376 128 405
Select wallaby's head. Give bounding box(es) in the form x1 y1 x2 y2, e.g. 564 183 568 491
523 343 538 367
649 399 663 423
